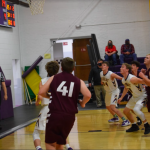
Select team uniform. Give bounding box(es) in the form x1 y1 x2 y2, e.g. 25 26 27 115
145 68 150 112
122 74 147 110
100 71 119 106
33 77 51 141
45 71 80 145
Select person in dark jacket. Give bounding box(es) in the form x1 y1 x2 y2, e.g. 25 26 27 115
120 39 137 65
88 59 106 107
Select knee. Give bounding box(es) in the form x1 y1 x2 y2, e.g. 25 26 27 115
120 54 124 58
110 105 116 112
133 107 139 114
33 129 40 141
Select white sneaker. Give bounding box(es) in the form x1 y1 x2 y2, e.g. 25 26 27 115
122 120 131 127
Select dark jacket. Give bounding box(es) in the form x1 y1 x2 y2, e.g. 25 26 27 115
88 66 102 86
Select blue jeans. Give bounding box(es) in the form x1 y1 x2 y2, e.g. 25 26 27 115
105 53 117 65
120 53 137 65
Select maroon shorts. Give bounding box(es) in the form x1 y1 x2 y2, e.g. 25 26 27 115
146 96 150 112
45 112 75 145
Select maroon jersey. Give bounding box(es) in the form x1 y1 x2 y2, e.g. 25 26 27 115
146 68 150 96
49 71 80 115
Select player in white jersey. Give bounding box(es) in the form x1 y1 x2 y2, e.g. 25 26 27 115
100 61 130 126
118 63 150 134
33 61 73 150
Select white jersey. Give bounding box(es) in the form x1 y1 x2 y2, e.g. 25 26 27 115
122 74 146 98
100 71 118 93
41 77 50 105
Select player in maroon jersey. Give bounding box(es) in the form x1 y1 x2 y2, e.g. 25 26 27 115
39 57 91 150
139 54 150 112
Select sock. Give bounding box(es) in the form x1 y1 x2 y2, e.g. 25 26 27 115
132 122 136 125
36 146 42 150
66 144 70 149
121 117 126 121
113 114 118 118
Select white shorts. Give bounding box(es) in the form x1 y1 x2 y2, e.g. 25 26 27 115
126 94 147 110
35 105 49 131
105 88 119 106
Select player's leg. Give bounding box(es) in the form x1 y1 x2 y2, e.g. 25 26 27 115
33 128 42 150
105 92 119 123
133 98 150 134
124 99 139 132
45 142 56 150
131 109 142 125
56 144 64 150
66 139 73 150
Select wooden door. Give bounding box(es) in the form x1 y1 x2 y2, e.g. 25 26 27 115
73 38 91 81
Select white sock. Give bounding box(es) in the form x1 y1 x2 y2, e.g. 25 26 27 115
144 122 148 124
36 146 42 150
132 122 136 124
66 144 70 149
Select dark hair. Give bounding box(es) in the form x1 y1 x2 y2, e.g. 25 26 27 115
122 63 132 73
102 61 109 67
131 61 140 68
97 58 103 62
45 61 59 76
61 57 75 73
107 40 113 49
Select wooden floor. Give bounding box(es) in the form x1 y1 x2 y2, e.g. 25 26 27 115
1 107 150 149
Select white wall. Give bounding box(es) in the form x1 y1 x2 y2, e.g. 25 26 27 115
2 0 149 107
18 0 150 79
0 5 22 107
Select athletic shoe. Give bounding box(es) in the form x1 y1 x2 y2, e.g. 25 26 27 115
144 123 150 134
136 117 142 126
108 117 119 123
67 147 73 150
126 124 139 132
38 148 43 150
122 120 130 127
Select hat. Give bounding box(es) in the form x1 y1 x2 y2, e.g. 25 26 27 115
125 39 130 41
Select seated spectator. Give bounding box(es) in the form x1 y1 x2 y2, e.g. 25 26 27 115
120 39 137 65
105 40 117 66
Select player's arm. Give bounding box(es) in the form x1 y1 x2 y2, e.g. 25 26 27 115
38 76 54 98
36 82 43 106
130 76 145 85
79 80 91 108
118 86 128 104
111 73 122 81
2 81 7 100
139 72 150 86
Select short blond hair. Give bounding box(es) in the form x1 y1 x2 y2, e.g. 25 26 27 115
146 54 150 56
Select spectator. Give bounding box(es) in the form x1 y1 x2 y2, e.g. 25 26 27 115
88 59 106 107
105 40 117 66
120 39 137 65
0 72 8 130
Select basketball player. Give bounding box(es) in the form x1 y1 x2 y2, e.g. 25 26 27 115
139 54 150 113
129 61 142 125
33 61 73 150
118 63 150 134
38 57 91 150
100 61 130 126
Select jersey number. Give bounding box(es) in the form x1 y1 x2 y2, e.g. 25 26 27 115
57 81 74 97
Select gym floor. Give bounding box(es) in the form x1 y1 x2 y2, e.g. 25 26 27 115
1 107 150 149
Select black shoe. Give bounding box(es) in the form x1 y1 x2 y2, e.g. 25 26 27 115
126 124 139 132
136 117 142 126
144 123 150 134
0 126 2 130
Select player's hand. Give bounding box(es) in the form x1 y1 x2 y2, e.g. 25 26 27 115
89 83 91 87
141 69 146 74
35 101 39 106
139 72 145 78
117 97 122 104
4 95 8 100
79 100 85 108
